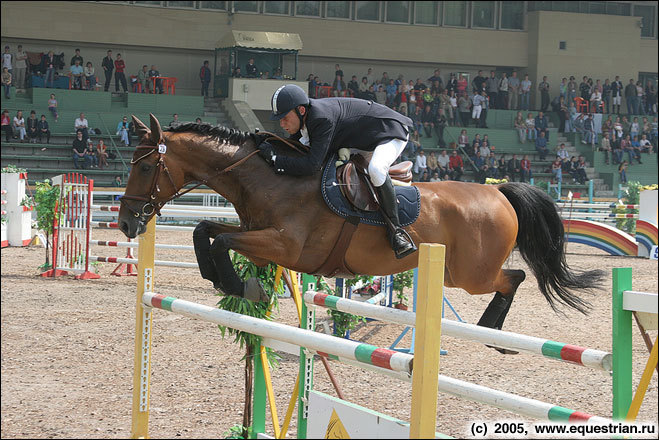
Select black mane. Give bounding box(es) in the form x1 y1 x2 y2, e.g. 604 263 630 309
166 122 254 145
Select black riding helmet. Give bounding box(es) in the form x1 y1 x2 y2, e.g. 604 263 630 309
270 84 310 121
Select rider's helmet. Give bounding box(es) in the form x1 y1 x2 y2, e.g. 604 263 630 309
270 84 310 121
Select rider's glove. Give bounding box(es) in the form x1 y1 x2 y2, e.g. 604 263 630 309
257 142 276 166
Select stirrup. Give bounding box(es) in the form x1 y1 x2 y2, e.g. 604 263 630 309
392 228 417 259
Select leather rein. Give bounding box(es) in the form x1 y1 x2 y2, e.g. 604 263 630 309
119 131 308 221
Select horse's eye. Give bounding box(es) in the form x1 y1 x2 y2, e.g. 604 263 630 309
141 164 151 173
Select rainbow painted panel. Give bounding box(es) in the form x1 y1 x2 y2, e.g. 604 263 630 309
562 220 637 256
635 220 658 254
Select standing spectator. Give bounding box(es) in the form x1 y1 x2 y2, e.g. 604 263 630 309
539 76 550 112
448 150 464 181
96 139 109 169
70 59 83 89
599 132 611 165
457 91 470 127
148 65 162 94
435 109 448 148
37 114 50 144
72 131 90 169
70 48 83 66
579 76 591 109
471 90 487 127
2 45 12 77
559 77 568 99
486 71 498 109
508 71 520 110
332 74 347 97
520 74 532 110
636 81 645 115
474 152 487 183
567 76 578 107
385 79 397 106
47 93 58 122
75 112 89 142
26 110 38 143
427 68 443 90
498 72 509 110
365 67 374 87
245 58 258 78
535 131 548 160
457 73 468 95
421 104 434 138
630 116 640 140
232 66 242 78
520 154 532 183
42 50 56 88
513 111 527 144
13 110 25 142
116 116 130 146
1 110 12 142
472 70 487 94
535 111 549 142
645 81 656 115
413 148 427 181
610 76 623 114
507 154 521 182
334 64 344 80
602 78 612 114
448 90 458 126
200 60 211 98
625 79 637 115
15 44 27 91
101 50 114 92
582 113 596 148
114 53 127 92
1 67 11 99
618 161 628 184
137 65 149 93
446 73 457 95
558 96 569 133
84 62 96 90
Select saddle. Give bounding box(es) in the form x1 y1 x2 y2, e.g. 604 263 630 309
337 155 413 212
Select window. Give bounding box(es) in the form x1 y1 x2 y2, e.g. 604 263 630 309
414 1 438 25
500 1 524 30
588 2 606 14
295 1 320 16
551 1 579 12
264 1 289 15
233 1 258 13
605 2 630 16
472 1 495 28
355 1 380 21
386 1 410 23
199 1 226 9
527 1 551 12
634 5 656 38
134 1 162 5
444 1 466 27
326 0 350 19
167 1 194 7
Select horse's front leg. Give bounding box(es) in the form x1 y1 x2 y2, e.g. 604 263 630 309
193 220 244 294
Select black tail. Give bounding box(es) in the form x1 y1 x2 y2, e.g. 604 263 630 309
498 183 603 314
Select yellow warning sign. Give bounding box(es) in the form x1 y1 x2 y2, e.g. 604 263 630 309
324 408 350 439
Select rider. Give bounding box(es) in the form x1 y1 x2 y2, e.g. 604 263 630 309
257 84 417 259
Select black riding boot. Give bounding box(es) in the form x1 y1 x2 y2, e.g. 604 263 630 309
376 176 418 259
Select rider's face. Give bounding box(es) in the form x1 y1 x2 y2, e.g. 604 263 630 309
279 107 304 134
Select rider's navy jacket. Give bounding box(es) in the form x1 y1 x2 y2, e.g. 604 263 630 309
274 97 413 176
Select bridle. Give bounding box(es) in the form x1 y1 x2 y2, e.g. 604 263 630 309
119 140 259 221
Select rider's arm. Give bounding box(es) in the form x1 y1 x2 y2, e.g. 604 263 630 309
273 117 334 176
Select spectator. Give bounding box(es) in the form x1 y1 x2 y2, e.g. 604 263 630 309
639 134 653 154
559 77 568 99
232 66 242 78
520 74 532 110
435 109 448 148
457 128 469 149
113 53 127 93
427 68 443 90
556 143 570 161
471 90 487 127
169 113 179 126
15 44 26 91
70 48 83 66
508 71 520 110
86 138 99 168
420 104 435 138
2 45 12 76
112 175 123 194
558 96 569 133
101 50 114 92
26 110 38 143
195 117 202 124
551 157 563 183
630 116 640 140
625 79 637 115
457 73 468 96
535 131 548 160
334 64 344 80
457 91 470 127
96 139 109 169
200 60 211 98
652 117 658 148
381 71 390 87
574 156 589 184
579 76 591 108
539 76 550 112
429 171 441 182
426 151 439 177
72 131 90 169
602 78 612 114
385 79 397 106
497 154 507 173
486 152 498 178
245 58 258 78
472 70 486 94
631 135 643 162
520 154 532 183
413 148 427 181
332 74 346 97
590 87 603 113
70 59 83 89
148 65 162 94
1 109 11 142
347 75 359 97
448 150 464 181
642 116 651 138
514 111 527 144
582 113 596 148
498 72 509 110
535 111 549 142
136 65 149 93
610 76 623 114
507 154 521 182
116 116 130 146
1 67 10 99
525 112 536 141
448 90 458 126
419 170 430 182
84 62 96 90
365 67 375 87
486 71 498 109
272 68 283 80
37 114 50 144
618 161 628 184
446 73 457 95
13 110 25 142
75 112 89 142
636 81 645 115
645 81 656 115
567 76 578 107
437 150 450 179
47 93 58 122
42 50 56 88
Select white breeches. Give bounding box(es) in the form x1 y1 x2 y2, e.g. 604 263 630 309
472 105 482 119
352 133 408 187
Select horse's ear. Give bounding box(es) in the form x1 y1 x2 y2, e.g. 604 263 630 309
132 115 151 142
149 113 164 144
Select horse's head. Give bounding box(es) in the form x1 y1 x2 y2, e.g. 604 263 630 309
118 113 188 238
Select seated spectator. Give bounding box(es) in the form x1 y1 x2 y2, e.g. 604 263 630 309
413 148 427 181
385 79 397 106
457 129 469 149
148 65 162 94
347 75 359 97
421 104 435 138
525 113 536 141
514 111 527 144
332 74 347 97
437 150 450 179
86 138 99 168
272 68 283 80
479 141 490 159
419 170 430 182
612 136 624 164
13 110 26 142
72 131 91 169
245 58 258 78
630 136 643 163
169 113 179 126
448 150 464 181
375 84 386 104
639 134 653 154
535 131 548 160
26 110 38 143
84 62 97 90
70 59 83 89
590 88 603 113
96 139 109 169
35 114 50 144
574 156 589 184
75 112 89 142
232 66 242 78
534 111 549 142
116 116 130 146
429 171 441 182
599 132 612 165
426 151 439 177
551 157 563 183
630 117 640 140
556 142 569 161
195 117 202 124
487 152 498 178
48 93 59 122
520 154 532 183
1 109 11 142
1 67 10 99
507 154 521 182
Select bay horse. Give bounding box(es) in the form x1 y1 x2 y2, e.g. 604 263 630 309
118 114 602 336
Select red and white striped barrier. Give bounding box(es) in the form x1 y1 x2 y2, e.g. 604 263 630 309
1 172 33 248
41 173 238 279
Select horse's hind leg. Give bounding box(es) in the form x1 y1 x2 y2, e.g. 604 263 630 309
477 269 526 354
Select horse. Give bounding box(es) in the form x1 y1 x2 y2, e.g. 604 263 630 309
118 114 603 337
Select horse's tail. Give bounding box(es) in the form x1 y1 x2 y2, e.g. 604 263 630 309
498 182 603 314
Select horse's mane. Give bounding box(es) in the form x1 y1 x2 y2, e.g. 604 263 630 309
166 123 254 146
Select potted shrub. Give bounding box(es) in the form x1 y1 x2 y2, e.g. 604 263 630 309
392 270 414 310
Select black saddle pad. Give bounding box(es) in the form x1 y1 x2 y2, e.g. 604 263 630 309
321 153 420 227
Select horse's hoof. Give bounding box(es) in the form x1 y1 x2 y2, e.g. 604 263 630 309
243 277 269 302
487 344 519 355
